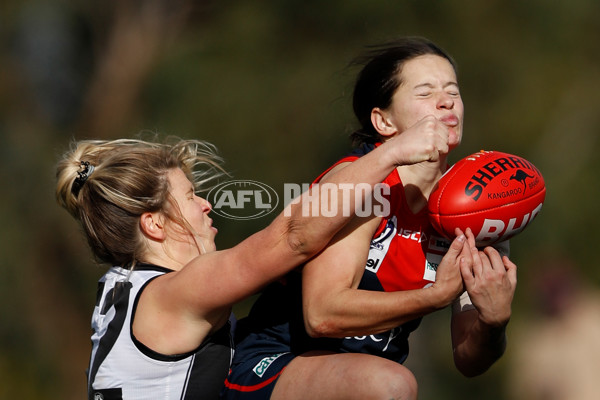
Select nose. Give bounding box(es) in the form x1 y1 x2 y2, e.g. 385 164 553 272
437 93 454 109
197 195 212 212
203 198 212 212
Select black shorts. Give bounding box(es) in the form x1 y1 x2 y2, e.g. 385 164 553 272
221 351 296 399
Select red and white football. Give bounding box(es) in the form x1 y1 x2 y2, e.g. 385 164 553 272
428 150 546 246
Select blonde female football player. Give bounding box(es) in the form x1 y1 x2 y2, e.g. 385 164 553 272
55 129 454 399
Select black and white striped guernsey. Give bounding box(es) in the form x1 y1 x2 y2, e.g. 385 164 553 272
87 264 233 400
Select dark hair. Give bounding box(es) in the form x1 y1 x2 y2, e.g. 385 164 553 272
350 37 457 146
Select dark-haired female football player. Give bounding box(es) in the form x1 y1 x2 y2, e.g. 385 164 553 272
223 37 517 400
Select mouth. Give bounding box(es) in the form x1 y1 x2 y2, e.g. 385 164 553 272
440 115 461 146
208 218 218 234
441 114 459 127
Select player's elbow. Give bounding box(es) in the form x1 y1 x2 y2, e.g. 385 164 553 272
304 311 343 338
454 360 489 378
305 320 336 338
284 220 325 260
453 349 504 377
286 231 312 257
454 361 487 378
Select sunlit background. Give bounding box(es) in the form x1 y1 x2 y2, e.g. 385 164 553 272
1 1 599 399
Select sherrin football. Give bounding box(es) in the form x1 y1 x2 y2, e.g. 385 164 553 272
428 150 546 246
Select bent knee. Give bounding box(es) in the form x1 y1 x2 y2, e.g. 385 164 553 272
375 363 418 400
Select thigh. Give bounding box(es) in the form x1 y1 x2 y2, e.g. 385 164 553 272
271 351 417 400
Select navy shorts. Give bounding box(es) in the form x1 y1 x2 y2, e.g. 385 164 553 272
221 351 296 399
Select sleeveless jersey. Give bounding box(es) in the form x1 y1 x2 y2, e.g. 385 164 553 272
232 143 451 365
87 263 233 400
312 143 452 360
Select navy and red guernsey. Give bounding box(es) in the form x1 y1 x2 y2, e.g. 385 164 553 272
223 143 452 399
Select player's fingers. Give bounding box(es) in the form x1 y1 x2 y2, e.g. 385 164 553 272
472 247 485 277
446 232 466 257
478 249 499 277
460 256 474 285
503 255 518 287
453 227 474 275
418 114 438 125
461 228 482 277
464 227 477 248
483 246 503 271
438 141 449 157
458 237 474 281
433 124 450 156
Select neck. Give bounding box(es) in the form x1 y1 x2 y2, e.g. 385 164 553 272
142 238 197 272
141 253 185 272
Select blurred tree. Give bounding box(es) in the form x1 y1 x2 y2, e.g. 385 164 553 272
76 0 194 139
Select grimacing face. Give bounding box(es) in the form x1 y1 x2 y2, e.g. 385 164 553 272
386 54 464 148
166 168 218 256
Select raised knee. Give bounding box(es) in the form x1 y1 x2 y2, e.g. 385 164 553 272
377 364 418 400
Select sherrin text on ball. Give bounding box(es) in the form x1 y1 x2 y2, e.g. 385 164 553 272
428 150 546 246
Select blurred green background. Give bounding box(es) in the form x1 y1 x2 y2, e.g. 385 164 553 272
1 0 599 399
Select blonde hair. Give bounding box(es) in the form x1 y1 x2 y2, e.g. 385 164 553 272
56 136 226 266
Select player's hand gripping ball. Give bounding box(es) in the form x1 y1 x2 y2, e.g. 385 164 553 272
428 150 546 246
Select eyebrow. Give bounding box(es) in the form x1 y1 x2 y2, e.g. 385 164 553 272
413 81 459 90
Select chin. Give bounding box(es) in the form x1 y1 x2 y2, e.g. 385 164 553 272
203 238 217 253
450 136 462 151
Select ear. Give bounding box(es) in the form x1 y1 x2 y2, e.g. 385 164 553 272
371 107 397 138
140 212 166 241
